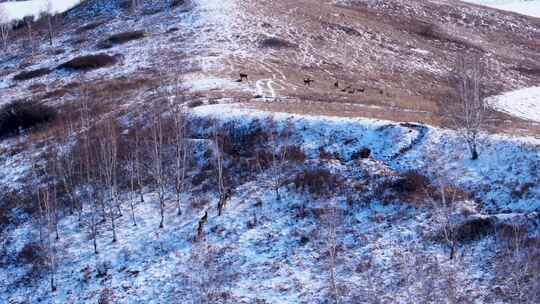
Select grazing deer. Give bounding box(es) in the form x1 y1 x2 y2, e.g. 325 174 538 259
341 85 351 93
239 73 248 82
196 211 208 241
358 88 365 93
304 77 314 86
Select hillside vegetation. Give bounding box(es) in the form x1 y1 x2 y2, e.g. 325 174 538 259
0 0 538 303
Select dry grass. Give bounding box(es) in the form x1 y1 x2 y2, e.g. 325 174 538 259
98 30 146 49
57 54 118 71
13 68 51 81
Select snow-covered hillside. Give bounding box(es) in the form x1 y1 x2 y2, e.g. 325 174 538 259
1 103 539 303
0 0 539 303
465 0 540 17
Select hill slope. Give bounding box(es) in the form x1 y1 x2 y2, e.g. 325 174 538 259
0 0 539 303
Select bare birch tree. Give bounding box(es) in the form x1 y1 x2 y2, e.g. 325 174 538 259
40 0 55 46
97 119 120 242
55 121 79 217
126 128 141 226
38 185 57 292
212 121 226 216
148 102 167 228
496 224 540 303
77 77 100 254
0 5 10 50
429 181 459 260
322 203 343 304
448 54 486 160
170 101 190 216
265 119 296 201
23 16 34 55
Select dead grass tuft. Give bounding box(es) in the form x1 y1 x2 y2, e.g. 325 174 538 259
57 54 118 71
13 68 51 81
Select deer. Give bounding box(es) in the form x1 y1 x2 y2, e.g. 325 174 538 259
303 77 314 86
239 73 248 82
196 211 209 241
334 81 339 89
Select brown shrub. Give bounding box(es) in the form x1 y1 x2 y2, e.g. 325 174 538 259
97 30 146 49
392 170 430 194
17 242 46 267
76 20 108 33
514 61 540 77
192 171 211 187
220 119 270 158
283 145 307 163
319 147 333 160
454 217 495 243
351 147 371 160
293 167 343 196
171 0 185 8
497 223 529 245
187 100 204 108
13 68 51 81
259 37 296 49
57 54 117 71
0 101 57 138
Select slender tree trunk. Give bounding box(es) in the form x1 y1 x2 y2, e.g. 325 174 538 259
91 205 98 254
110 199 117 243
129 167 137 226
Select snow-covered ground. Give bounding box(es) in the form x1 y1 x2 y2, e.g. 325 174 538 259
1 102 538 303
0 0 83 22
464 0 540 17
193 103 540 213
0 0 539 302
488 87 540 123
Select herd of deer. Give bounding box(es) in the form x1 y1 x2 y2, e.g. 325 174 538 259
238 73 379 95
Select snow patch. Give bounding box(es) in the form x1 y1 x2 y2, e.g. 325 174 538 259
488 86 540 122
464 0 540 17
0 0 83 22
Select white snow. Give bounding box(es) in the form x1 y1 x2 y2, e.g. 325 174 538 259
0 0 83 22
464 0 540 17
193 103 540 213
488 86 540 122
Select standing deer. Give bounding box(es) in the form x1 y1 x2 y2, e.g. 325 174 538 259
334 81 339 89
304 77 314 86
197 211 208 241
239 73 248 82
